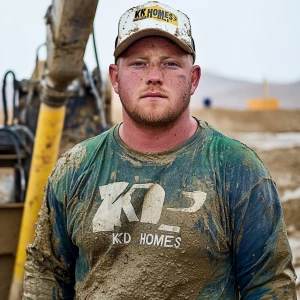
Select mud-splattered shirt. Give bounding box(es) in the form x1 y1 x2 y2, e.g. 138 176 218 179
23 120 296 299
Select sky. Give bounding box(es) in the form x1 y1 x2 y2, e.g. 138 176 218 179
0 0 300 85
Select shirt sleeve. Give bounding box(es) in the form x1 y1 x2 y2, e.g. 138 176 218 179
233 178 297 299
23 180 78 299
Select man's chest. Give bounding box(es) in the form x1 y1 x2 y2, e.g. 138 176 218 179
66 164 231 261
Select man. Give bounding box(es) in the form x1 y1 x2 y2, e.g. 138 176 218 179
23 1 296 299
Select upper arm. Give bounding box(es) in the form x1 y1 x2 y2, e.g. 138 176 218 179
23 181 78 299
233 179 296 299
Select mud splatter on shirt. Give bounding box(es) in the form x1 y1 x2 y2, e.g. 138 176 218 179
23 121 296 299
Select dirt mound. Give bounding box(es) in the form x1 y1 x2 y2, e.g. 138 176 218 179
191 108 300 134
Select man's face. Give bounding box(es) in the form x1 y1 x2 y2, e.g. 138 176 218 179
110 36 200 127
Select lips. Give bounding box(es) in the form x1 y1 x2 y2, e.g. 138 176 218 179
140 92 167 99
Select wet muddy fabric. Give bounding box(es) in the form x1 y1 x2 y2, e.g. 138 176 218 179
23 120 296 299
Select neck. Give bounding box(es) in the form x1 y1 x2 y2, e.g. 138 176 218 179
119 109 198 153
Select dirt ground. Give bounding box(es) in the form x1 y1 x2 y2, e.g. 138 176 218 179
1 108 300 296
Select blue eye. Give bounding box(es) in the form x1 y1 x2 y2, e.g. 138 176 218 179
133 62 144 66
165 62 177 67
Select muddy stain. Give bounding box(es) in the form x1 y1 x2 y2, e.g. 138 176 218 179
51 143 87 184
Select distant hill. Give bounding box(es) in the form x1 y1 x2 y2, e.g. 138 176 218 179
191 73 300 110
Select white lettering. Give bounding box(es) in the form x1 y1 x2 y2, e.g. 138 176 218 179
174 237 181 248
139 233 180 248
140 184 165 224
167 191 207 213
112 233 123 244
158 224 180 233
93 182 129 232
153 234 164 247
146 234 154 245
123 232 131 244
93 182 166 232
164 235 174 247
93 182 207 233
140 233 147 245
112 232 131 244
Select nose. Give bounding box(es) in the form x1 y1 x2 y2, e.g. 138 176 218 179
146 64 163 86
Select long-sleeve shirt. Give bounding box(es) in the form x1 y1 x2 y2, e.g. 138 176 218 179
23 120 296 299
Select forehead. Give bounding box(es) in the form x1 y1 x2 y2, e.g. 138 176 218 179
121 36 188 58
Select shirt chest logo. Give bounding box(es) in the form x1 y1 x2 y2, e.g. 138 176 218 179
92 182 207 233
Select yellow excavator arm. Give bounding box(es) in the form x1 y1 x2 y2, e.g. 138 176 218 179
9 1 99 298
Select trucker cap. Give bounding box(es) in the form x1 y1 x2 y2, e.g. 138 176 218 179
114 1 196 62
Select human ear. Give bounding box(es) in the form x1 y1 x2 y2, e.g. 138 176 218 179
190 65 201 95
109 64 119 94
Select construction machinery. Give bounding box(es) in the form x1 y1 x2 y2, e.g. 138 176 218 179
0 1 112 298
247 79 280 110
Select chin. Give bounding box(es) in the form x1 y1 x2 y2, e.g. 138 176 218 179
131 111 182 127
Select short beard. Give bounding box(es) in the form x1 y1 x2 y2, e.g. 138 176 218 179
119 82 192 128
122 98 190 128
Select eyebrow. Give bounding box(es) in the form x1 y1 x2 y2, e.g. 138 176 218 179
160 55 183 60
123 55 148 60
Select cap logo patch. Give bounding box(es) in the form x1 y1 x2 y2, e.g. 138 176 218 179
133 6 178 26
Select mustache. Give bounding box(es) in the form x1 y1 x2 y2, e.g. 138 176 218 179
138 87 170 98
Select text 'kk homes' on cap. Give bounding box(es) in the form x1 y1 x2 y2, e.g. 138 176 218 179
114 1 196 62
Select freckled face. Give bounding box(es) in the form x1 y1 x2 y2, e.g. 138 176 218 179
110 37 200 127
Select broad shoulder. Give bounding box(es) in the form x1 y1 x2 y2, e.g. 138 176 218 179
200 121 270 178
49 126 115 183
